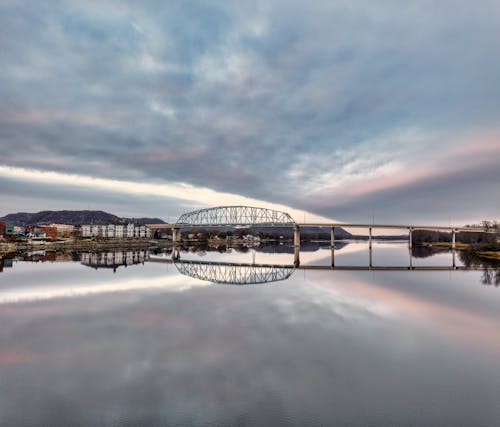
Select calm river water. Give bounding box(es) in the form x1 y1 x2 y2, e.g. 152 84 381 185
0 242 499 426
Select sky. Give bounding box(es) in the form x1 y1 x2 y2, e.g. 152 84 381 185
0 0 499 225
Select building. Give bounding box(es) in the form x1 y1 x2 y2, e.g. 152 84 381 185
79 223 151 239
39 226 58 241
81 225 91 237
49 224 75 237
13 226 25 236
106 224 115 238
0 221 5 236
115 225 124 238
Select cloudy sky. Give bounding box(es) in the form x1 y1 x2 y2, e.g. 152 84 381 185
1 0 499 224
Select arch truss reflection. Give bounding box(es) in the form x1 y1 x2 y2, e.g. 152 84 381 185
174 260 295 285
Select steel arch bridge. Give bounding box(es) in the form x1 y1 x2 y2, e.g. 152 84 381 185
174 260 295 285
175 206 296 227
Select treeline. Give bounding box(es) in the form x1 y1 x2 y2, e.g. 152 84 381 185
412 220 499 245
176 228 331 241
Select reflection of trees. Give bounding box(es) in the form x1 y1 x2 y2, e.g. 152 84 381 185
411 246 448 258
480 269 500 287
459 251 500 287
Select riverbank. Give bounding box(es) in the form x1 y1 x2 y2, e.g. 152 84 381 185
416 242 500 261
0 239 173 254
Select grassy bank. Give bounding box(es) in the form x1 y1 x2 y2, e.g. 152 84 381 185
416 241 500 261
417 242 471 249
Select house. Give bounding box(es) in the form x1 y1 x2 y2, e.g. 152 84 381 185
39 226 58 241
49 224 75 237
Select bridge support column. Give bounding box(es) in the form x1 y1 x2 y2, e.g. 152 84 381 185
294 245 300 267
451 229 456 250
293 225 300 267
172 227 181 246
330 226 335 247
369 227 372 249
331 247 335 267
294 226 300 248
409 227 413 249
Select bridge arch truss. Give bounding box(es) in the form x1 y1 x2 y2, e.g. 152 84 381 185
175 206 296 227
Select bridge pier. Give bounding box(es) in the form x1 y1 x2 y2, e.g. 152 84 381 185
409 227 413 249
294 245 300 267
172 227 181 245
294 225 301 248
330 226 335 247
293 225 301 267
452 229 456 250
369 227 372 249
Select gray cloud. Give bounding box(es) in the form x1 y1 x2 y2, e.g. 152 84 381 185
0 0 499 221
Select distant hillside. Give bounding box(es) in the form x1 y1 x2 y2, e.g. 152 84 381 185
0 210 166 226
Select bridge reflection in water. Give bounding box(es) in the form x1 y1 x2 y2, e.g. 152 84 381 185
149 251 491 285
174 260 295 285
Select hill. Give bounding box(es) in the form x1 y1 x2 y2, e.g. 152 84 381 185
0 210 166 226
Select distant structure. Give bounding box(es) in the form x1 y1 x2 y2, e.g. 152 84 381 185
80 224 151 239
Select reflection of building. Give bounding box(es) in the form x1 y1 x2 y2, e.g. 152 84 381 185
80 250 149 272
0 256 13 272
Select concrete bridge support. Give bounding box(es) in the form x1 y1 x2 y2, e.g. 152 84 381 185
452 229 456 250
330 226 335 247
369 227 372 249
293 225 300 267
409 227 413 249
172 227 181 245
294 226 301 248
294 245 300 267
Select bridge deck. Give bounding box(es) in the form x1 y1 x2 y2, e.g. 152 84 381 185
147 223 490 233
297 223 490 232
148 257 488 271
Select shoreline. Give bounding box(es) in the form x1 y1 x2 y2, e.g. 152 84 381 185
416 242 500 261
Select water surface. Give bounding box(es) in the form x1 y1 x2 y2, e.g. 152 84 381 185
1 243 499 426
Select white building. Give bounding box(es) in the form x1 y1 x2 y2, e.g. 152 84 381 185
107 224 115 238
79 223 151 239
81 225 91 237
115 225 124 238
91 225 100 237
126 223 135 238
